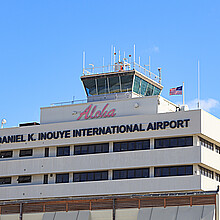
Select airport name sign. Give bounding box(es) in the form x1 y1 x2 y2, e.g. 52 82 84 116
0 119 190 145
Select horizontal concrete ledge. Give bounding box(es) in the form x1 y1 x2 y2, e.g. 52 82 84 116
0 146 201 177
0 175 206 201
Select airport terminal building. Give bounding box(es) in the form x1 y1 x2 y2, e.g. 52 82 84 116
0 61 220 220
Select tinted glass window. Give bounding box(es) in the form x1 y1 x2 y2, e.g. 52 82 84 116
73 171 108 182
113 168 149 180
133 75 141 94
109 76 120 93
19 149 33 157
83 78 97 96
0 177 11 185
57 146 70 157
155 137 193 149
121 74 133 92
0 151 13 158
154 165 193 177
56 173 69 183
74 143 109 155
113 140 150 152
97 77 108 95
18 176 31 183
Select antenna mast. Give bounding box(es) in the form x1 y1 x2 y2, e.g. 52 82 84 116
83 51 85 75
197 60 200 109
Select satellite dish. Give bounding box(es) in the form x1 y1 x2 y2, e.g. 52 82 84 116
1 119 6 124
1 118 6 128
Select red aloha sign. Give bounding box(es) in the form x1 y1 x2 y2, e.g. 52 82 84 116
77 104 116 120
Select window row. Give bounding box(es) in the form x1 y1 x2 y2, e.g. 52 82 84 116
0 175 31 185
199 166 214 179
199 137 214 151
0 165 195 185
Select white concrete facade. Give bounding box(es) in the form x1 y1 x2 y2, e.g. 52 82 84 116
0 95 220 203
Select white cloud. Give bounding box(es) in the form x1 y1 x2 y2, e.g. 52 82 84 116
152 46 159 53
188 98 219 112
146 46 159 53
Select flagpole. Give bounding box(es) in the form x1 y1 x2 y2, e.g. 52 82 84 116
182 82 185 105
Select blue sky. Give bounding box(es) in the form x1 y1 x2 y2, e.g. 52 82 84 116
0 0 220 128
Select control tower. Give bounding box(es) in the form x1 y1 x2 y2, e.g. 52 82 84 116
81 56 163 102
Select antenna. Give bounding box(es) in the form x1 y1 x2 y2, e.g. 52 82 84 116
119 50 121 62
158 68 161 84
103 57 104 73
113 47 116 71
83 51 85 75
149 56 151 73
197 60 200 109
111 45 113 71
133 44 136 63
1 119 6 129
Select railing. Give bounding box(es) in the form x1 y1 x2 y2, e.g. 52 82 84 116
83 61 161 84
50 99 87 107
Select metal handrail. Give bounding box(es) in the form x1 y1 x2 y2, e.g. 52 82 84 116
50 99 87 107
83 61 161 84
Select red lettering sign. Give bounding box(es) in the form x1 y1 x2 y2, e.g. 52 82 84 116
77 104 116 120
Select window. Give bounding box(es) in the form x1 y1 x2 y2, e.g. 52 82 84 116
73 171 108 182
0 177 11 185
113 168 149 180
0 150 13 158
45 148 49 157
154 137 193 149
17 175 31 183
74 143 109 155
199 166 214 179
121 74 133 92
56 173 69 183
113 140 150 152
44 174 48 184
154 165 193 177
216 173 220 182
19 149 33 157
199 137 213 151
57 146 70 157
82 78 97 96
216 145 220 154
109 76 120 93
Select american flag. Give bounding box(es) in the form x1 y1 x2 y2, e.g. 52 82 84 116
169 86 183 95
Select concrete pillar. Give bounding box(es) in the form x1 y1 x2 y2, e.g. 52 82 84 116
33 148 44 158
193 135 200 147
109 142 114 153
49 173 55 184
69 173 73 183
150 138 154 150
70 145 74 156
108 170 113 180
50 147 56 157
14 149 19 158
193 164 200 175
12 176 18 185
150 167 154 178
